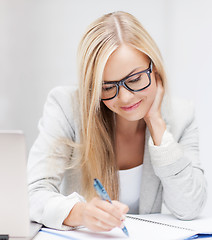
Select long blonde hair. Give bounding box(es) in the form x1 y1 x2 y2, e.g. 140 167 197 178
75 11 167 201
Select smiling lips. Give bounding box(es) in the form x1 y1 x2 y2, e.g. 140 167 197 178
121 100 142 111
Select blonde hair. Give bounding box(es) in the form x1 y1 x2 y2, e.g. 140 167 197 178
74 11 167 200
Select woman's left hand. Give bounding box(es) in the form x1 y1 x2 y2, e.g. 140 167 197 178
144 73 166 146
144 73 164 121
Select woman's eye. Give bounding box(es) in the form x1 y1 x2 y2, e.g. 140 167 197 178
128 76 141 83
102 85 116 91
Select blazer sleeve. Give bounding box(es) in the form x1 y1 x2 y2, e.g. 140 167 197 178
148 99 207 220
27 87 84 230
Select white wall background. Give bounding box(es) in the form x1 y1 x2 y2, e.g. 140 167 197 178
1 0 212 216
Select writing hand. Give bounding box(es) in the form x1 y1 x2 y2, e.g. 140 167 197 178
63 198 129 232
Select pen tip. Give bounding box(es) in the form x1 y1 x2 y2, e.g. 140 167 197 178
122 226 129 237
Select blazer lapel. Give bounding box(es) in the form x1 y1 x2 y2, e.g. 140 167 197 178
139 127 161 214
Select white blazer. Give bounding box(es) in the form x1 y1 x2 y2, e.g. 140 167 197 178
27 86 207 230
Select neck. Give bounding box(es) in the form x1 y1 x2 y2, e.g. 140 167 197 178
115 115 146 137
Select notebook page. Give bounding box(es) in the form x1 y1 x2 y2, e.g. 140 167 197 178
38 216 198 240
136 214 212 234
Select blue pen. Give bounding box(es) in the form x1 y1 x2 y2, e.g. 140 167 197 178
93 178 129 237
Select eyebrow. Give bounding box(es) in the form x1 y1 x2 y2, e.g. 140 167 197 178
103 67 141 83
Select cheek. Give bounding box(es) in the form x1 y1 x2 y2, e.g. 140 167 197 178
102 100 116 112
137 78 157 108
140 80 157 100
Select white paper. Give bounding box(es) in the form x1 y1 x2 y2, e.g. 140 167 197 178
35 214 210 240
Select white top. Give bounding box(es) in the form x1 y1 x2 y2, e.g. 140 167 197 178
119 164 143 214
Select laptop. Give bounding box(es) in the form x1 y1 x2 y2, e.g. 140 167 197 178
0 131 42 240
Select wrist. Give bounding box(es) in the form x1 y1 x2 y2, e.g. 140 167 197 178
145 116 166 146
63 202 86 227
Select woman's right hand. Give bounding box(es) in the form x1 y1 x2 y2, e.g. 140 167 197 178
63 197 129 232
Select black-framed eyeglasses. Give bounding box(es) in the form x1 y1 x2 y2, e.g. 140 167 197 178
101 60 153 101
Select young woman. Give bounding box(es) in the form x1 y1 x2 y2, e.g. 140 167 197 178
28 11 207 232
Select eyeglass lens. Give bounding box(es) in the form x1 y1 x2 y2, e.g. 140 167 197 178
102 70 150 100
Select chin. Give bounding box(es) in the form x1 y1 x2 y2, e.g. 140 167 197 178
118 112 145 122
119 103 149 121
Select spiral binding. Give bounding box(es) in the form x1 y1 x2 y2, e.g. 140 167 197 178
126 215 194 232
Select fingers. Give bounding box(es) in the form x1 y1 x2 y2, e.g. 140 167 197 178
155 71 162 83
91 198 124 228
144 71 165 122
81 197 128 232
154 72 163 89
152 72 164 106
95 199 127 221
112 200 129 216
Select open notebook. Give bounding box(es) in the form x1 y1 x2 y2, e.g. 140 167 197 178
34 214 212 240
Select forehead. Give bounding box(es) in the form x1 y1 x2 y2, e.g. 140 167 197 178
103 44 149 81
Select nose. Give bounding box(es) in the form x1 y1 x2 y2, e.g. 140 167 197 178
117 86 134 103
